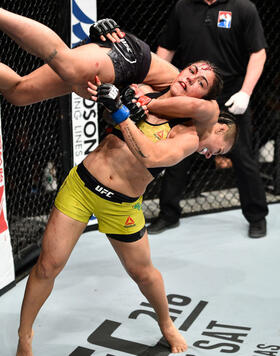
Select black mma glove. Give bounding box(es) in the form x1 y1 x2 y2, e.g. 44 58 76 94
97 84 130 124
121 86 136 104
121 86 147 122
128 103 147 122
89 18 120 42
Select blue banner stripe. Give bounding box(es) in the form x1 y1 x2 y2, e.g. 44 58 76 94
73 23 89 41
72 0 94 24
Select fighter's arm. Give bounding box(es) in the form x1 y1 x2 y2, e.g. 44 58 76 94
147 96 219 125
143 53 180 92
89 80 199 167
120 82 219 126
91 81 219 127
119 118 199 168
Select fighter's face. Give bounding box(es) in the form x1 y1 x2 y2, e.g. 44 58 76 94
170 62 215 99
197 123 232 159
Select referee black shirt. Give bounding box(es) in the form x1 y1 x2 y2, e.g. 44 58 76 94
158 0 267 103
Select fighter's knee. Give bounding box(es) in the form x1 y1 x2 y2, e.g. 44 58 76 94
127 265 154 285
2 82 29 106
56 65 78 84
3 92 24 106
34 256 63 280
3 79 42 106
52 59 88 86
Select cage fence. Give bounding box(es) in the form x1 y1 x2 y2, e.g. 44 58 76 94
0 0 67 273
0 0 279 276
97 0 280 219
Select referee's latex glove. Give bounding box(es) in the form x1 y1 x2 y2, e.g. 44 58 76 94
225 91 250 115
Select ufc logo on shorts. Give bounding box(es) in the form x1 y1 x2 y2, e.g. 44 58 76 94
95 185 114 198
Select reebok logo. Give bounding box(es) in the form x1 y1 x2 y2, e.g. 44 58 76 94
124 216 136 227
154 130 164 140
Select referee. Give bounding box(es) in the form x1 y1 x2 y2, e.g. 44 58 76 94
148 0 268 238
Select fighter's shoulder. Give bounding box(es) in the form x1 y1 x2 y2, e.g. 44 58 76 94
169 124 199 152
171 122 198 138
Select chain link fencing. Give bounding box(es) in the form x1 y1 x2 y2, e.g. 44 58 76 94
0 0 69 274
0 0 279 276
98 0 280 219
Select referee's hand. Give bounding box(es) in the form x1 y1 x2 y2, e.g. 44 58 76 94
225 91 250 115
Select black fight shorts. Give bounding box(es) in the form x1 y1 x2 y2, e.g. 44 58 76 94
105 33 151 86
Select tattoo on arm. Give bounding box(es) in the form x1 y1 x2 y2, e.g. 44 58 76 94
45 49 58 63
123 126 148 158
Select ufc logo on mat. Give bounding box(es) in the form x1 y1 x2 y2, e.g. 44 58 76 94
95 185 114 198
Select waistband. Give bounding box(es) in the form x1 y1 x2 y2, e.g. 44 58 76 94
76 162 139 203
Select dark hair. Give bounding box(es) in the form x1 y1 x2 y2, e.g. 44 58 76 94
218 111 239 152
186 60 223 100
199 60 224 100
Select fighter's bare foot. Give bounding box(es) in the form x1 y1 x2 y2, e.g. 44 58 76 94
159 318 187 353
16 330 34 356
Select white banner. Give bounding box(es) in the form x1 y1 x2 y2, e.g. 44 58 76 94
0 107 15 292
71 0 98 226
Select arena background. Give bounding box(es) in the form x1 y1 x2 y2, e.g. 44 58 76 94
0 0 279 280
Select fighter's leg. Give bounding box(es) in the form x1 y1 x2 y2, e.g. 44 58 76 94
0 9 115 87
1 63 72 106
0 8 69 72
0 62 21 91
144 52 179 91
108 231 187 353
16 207 87 356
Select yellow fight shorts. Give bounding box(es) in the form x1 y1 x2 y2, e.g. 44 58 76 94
54 162 146 242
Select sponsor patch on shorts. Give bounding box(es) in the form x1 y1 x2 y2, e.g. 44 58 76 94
124 216 136 228
132 202 142 211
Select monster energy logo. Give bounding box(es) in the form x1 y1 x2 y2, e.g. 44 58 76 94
133 203 141 211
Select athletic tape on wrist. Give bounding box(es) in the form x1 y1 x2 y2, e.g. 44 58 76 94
112 105 130 123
